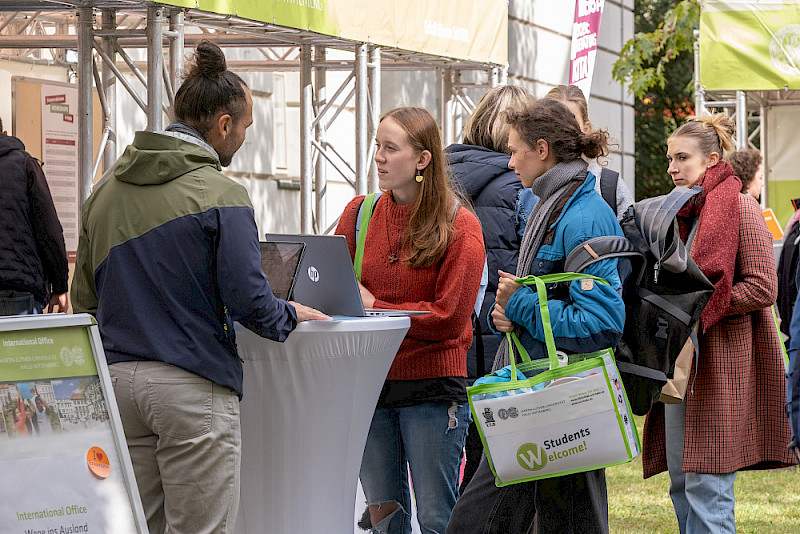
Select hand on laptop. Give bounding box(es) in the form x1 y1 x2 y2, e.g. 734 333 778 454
291 301 332 322
357 281 376 308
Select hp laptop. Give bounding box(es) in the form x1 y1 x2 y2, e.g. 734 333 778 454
265 233 428 318
259 241 305 301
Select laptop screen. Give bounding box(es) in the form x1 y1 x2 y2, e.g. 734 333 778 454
259 241 305 300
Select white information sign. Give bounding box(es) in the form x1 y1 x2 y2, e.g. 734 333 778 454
0 314 147 534
40 85 80 259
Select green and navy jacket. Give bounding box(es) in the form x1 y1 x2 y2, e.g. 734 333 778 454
72 131 297 397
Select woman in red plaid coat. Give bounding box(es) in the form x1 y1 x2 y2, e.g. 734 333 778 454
641 113 796 534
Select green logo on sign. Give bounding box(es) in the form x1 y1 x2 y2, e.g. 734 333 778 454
50 103 69 114
517 442 547 471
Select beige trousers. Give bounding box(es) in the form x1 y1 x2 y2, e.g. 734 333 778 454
110 360 241 534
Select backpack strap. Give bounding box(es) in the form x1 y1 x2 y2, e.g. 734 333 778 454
354 192 381 282
599 168 619 214
564 235 642 274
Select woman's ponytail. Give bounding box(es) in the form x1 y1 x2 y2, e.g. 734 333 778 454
578 129 610 160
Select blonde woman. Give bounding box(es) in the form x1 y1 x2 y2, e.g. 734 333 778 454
643 114 795 533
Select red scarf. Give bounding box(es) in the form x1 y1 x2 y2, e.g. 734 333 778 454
677 161 742 332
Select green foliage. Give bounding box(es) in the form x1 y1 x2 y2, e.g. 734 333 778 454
613 0 700 200
613 0 700 99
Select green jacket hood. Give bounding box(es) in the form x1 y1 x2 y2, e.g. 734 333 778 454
114 131 221 185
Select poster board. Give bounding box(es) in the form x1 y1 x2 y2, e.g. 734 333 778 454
0 314 147 534
11 77 102 262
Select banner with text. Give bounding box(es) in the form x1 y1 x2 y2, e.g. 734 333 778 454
41 84 79 260
154 0 507 65
700 0 800 90
570 0 605 97
0 316 145 533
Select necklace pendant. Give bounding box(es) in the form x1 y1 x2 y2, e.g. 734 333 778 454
388 254 398 264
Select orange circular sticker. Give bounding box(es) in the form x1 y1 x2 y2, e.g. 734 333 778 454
87 446 110 479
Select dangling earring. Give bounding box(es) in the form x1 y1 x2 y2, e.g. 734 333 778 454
415 169 424 183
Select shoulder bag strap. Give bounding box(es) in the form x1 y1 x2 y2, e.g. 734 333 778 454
510 272 610 374
599 168 619 214
354 192 379 282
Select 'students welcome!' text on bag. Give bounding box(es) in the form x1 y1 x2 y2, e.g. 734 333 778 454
467 273 640 486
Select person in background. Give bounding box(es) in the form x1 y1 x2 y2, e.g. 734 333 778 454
13 392 29 438
786 263 800 462
447 98 625 534
727 147 763 200
545 84 634 220
30 394 53 435
71 40 328 534
445 84 532 492
336 107 485 534
642 114 795 534
0 117 69 316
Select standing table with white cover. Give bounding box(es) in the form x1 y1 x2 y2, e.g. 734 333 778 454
232 316 409 533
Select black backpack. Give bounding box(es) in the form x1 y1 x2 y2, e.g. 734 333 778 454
565 186 715 415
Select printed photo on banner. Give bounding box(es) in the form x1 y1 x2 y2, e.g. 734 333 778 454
0 377 109 439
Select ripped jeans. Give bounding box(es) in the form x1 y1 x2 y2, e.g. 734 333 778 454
359 402 471 534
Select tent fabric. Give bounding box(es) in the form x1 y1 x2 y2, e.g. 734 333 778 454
157 0 508 65
700 0 800 90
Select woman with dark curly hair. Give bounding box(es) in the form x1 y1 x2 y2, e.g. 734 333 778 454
727 148 763 199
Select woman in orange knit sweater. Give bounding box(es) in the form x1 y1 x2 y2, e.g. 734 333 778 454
336 107 485 534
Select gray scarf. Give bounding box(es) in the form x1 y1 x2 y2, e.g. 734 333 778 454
163 122 220 161
492 159 588 370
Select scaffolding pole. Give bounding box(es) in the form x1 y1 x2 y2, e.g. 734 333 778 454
169 9 184 97
735 90 747 149
102 9 116 171
355 44 369 196
300 44 313 233
693 31 706 115
368 46 381 193
146 6 163 131
77 7 93 203
314 45 326 233
441 68 454 146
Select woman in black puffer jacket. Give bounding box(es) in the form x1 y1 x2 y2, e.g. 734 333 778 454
445 84 533 491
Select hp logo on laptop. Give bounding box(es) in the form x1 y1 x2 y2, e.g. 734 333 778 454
307 266 320 283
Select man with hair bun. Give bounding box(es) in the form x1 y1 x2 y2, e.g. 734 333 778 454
72 40 328 534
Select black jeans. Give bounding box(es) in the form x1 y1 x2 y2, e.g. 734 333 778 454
447 455 609 534
0 290 38 316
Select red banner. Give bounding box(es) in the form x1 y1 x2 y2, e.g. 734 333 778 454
569 0 605 97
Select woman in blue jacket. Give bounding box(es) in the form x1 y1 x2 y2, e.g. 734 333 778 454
447 98 625 534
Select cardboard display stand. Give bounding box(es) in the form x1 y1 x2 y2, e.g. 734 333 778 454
0 314 147 534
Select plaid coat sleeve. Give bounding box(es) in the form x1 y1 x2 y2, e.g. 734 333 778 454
727 195 777 316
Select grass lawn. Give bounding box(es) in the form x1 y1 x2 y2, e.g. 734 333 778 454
607 416 800 533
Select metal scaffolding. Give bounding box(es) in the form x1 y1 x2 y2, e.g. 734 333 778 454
0 2 506 233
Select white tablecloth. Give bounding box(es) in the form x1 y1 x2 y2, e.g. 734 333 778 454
231 317 409 534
